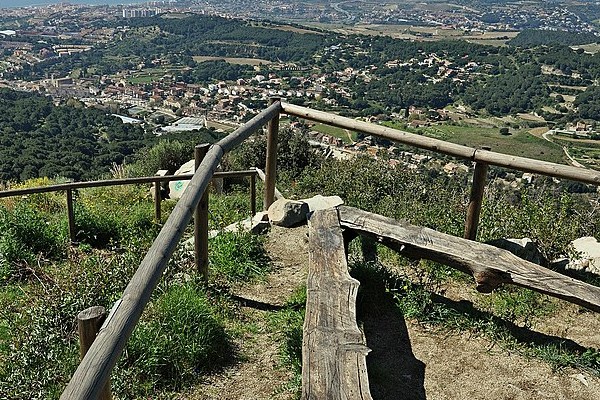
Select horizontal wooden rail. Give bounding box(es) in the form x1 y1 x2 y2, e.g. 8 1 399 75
338 206 600 313
60 101 282 399
0 170 257 199
282 102 600 186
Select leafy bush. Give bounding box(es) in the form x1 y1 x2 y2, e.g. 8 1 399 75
0 247 144 398
294 156 468 235
478 186 596 262
226 127 322 178
74 185 157 248
125 283 231 389
130 140 193 176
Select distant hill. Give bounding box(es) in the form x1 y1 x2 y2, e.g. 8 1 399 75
509 29 599 47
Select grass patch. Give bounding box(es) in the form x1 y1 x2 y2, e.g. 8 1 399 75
124 282 231 391
311 123 356 143
268 285 306 399
209 230 270 284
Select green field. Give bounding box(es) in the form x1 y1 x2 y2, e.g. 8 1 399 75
311 123 357 144
382 121 566 164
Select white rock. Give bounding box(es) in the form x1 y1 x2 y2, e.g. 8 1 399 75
567 236 600 275
301 195 344 213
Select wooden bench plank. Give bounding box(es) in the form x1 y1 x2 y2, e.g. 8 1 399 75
303 208 373 400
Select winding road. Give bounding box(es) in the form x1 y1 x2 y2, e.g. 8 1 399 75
542 130 586 168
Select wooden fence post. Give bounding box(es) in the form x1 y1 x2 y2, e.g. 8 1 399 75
264 97 281 210
77 306 111 400
66 188 76 243
464 147 491 241
154 180 161 223
250 173 256 217
195 144 210 281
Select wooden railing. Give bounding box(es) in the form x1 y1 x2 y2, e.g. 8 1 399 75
281 103 600 240
0 169 257 242
15 100 592 398
58 100 282 399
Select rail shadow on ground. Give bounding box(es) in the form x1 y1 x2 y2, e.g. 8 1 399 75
352 262 427 400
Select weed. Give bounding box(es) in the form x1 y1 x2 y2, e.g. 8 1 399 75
268 285 306 400
350 261 600 376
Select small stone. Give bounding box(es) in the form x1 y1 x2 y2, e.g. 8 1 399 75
488 238 546 266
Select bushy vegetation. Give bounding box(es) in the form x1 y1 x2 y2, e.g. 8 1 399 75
0 89 149 182
0 177 271 399
125 282 231 389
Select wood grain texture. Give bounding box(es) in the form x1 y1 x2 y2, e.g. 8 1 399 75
338 206 600 313
464 161 489 240
264 97 281 210
303 208 372 400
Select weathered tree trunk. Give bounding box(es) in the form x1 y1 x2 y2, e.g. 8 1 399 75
303 208 373 400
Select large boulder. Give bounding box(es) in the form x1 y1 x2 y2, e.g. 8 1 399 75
566 236 600 275
488 237 547 266
268 199 309 227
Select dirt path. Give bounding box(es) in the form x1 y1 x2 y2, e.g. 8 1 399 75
188 224 600 399
184 225 309 400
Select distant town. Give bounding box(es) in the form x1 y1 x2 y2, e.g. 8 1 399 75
2 0 600 173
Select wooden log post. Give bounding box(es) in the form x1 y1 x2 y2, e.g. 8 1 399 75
250 173 256 217
464 147 491 240
66 188 76 243
77 306 111 400
195 144 210 281
264 98 281 210
303 208 372 399
154 179 161 223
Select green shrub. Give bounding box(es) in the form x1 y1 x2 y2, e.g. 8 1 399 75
130 140 193 176
74 189 157 248
0 245 145 399
125 283 230 389
0 203 67 281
